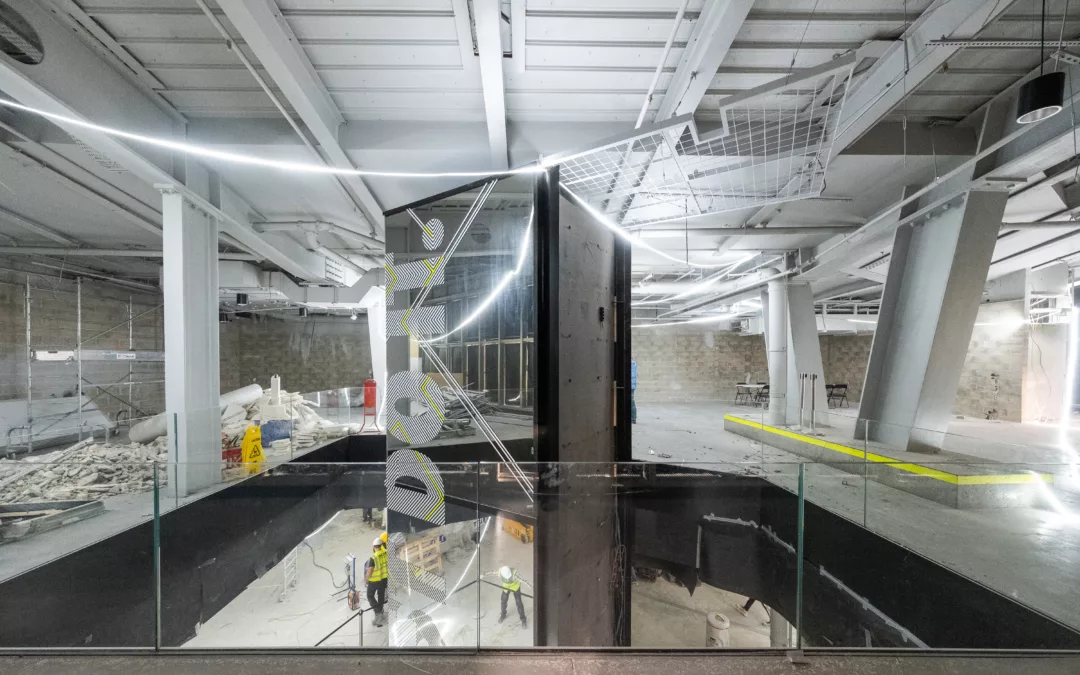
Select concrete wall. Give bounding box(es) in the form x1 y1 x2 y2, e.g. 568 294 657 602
547 195 617 646
632 326 767 403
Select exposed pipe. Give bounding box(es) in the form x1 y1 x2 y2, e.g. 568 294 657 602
304 232 368 276
194 0 380 239
635 0 690 129
0 247 258 260
252 220 383 249
1001 221 1080 229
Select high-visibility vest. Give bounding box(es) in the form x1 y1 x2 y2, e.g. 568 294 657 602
501 569 520 592
370 547 388 582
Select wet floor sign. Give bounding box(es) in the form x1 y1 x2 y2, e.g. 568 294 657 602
241 425 264 475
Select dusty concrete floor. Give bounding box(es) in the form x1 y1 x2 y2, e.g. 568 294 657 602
631 577 774 649
185 510 536 648
632 401 1080 632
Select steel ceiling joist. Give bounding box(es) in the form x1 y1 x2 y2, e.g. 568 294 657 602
214 0 386 238
654 0 755 121
472 0 509 170
834 0 1018 153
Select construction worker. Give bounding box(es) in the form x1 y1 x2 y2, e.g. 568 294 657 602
365 536 389 627
495 566 529 628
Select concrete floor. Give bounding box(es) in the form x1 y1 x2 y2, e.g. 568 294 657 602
185 510 536 648
632 400 1080 632
631 577 773 649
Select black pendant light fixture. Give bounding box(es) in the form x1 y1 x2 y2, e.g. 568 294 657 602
1017 0 1065 124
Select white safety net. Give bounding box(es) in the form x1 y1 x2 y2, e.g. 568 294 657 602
556 64 854 228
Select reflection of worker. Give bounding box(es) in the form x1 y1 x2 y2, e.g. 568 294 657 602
365 537 388 627
630 358 638 424
408 609 446 647
489 566 530 628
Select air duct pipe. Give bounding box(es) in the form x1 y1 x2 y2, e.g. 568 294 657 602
304 233 368 275
0 247 258 260
253 220 383 249
765 272 788 426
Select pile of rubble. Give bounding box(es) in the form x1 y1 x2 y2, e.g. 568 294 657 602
0 438 167 505
0 387 360 506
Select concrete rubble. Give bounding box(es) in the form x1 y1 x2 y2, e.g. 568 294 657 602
0 388 360 506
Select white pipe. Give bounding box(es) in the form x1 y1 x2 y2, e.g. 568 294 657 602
766 276 788 426
635 0 690 129
253 220 383 249
131 383 264 444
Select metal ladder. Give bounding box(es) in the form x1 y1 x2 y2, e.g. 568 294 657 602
280 547 298 602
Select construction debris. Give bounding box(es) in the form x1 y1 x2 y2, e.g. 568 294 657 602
0 386 361 506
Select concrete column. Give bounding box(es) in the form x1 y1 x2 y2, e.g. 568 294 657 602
786 282 828 427
856 189 1009 452
161 187 221 496
765 278 788 425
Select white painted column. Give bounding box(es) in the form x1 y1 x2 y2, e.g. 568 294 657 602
786 282 828 427
766 278 788 426
160 187 221 497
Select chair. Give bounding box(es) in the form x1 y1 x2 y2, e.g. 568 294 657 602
734 384 751 405
828 384 848 408
755 384 770 408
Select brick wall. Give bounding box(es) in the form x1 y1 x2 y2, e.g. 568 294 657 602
0 273 165 422
219 315 372 394
954 300 1027 422
0 272 373 425
820 334 873 404
631 325 767 403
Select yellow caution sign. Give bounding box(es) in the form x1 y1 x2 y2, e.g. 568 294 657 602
241 425 264 474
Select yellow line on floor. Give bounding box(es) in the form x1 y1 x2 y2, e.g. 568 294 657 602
722 415 1051 486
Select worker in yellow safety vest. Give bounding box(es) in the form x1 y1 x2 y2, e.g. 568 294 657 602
495 566 530 628
365 537 389 627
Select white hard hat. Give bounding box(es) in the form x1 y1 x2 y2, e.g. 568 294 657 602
499 566 512 580
373 537 384 547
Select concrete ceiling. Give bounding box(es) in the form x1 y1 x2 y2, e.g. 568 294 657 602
0 0 1077 319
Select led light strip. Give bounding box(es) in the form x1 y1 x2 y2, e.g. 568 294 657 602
560 185 739 269
423 206 534 343
632 254 755 306
0 98 545 179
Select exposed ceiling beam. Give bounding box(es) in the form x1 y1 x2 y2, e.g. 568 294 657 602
0 0 328 281
473 0 509 170
0 206 78 245
833 0 1017 152
0 247 258 260
214 0 386 237
654 0 755 120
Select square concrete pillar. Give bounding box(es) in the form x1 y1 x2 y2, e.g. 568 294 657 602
161 187 221 496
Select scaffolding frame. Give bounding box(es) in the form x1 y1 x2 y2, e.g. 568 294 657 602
7 275 165 455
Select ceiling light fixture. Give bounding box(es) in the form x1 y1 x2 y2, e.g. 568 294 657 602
1017 0 1065 124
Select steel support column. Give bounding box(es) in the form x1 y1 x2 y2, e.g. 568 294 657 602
856 189 1009 453
786 282 828 427
161 188 221 496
